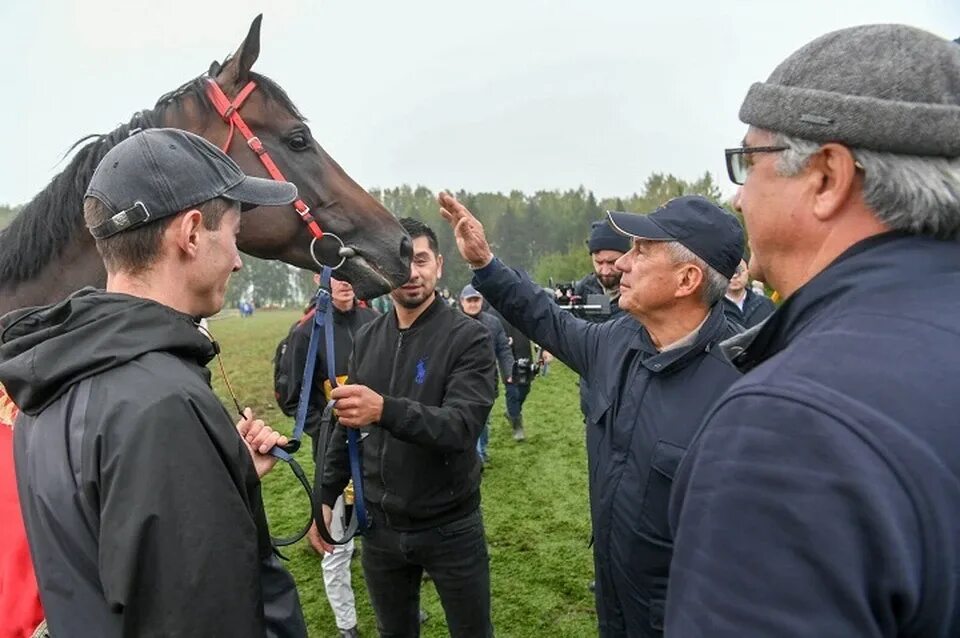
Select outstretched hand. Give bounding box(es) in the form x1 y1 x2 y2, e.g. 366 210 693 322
438 192 494 269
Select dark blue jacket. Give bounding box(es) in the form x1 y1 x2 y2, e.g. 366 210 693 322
721 288 775 329
474 259 740 637
572 272 627 417
469 310 515 389
668 233 960 637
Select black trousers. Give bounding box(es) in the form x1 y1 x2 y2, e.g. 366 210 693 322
361 508 492 637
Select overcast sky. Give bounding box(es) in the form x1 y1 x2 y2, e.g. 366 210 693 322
1 0 956 207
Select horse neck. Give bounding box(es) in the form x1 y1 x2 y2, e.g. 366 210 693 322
0 165 106 315
0 103 211 317
0 238 106 316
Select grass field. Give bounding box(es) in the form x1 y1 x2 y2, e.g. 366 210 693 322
207 309 597 637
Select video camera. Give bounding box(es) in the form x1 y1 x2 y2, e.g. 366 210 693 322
547 279 612 318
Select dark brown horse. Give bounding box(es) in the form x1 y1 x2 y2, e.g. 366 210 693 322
0 15 411 317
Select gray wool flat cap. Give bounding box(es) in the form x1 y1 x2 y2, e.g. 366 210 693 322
740 24 960 157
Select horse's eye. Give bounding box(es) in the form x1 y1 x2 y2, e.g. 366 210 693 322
288 134 309 151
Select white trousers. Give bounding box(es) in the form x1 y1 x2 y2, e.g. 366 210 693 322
322 495 357 630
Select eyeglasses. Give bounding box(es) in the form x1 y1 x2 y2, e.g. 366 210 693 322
725 145 866 185
724 146 789 185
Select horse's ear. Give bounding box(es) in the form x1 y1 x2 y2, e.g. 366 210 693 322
217 14 262 86
208 60 221 76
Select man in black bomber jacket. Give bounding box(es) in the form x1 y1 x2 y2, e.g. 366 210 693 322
318 218 497 638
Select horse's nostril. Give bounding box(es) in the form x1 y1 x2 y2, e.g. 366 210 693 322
400 236 413 261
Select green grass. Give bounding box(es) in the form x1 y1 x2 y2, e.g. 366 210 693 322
207 310 595 637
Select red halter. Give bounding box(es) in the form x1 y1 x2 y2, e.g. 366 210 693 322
205 79 324 241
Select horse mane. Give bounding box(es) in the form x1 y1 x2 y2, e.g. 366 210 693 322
0 62 303 286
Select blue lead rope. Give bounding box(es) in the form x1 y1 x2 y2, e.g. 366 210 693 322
271 266 367 549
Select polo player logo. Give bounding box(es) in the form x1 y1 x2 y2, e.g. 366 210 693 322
415 357 428 385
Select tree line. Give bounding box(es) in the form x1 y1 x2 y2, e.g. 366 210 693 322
1 171 729 308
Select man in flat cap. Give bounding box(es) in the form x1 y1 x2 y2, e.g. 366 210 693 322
667 25 960 636
0 128 307 637
439 192 744 637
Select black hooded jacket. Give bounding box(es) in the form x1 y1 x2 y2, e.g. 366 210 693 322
0 289 296 638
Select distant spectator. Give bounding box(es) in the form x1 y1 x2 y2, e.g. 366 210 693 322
722 259 775 329
459 284 514 459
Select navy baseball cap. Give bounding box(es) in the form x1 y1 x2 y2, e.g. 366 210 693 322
606 196 745 279
85 128 297 239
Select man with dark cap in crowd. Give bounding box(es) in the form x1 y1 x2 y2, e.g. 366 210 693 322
459 283 515 459
439 192 744 638
0 129 306 637
574 220 631 323
721 258 775 329
573 220 633 421
668 25 960 636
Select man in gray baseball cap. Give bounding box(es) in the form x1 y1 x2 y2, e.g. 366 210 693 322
1 128 308 636
668 25 960 636
85 127 296 239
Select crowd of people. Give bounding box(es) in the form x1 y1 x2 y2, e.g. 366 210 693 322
1 21 959 638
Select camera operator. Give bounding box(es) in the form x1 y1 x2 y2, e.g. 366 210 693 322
439 193 743 637
572 220 631 323
488 308 536 441
571 221 632 419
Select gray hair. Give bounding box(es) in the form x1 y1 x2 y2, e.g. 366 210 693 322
773 132 960 240
664 242 729 307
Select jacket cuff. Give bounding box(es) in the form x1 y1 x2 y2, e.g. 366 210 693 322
379 396 406 433
471 257 502 284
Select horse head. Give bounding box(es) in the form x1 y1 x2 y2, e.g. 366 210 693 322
173 16 411 299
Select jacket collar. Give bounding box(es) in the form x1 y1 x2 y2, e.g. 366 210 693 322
390 293 445 332
332 301 361 321
730 231 958 372
634 302 731 373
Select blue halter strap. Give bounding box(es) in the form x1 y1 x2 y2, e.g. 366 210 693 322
271 266 368 548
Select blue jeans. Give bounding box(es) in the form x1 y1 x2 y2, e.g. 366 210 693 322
504 383 530 418
476 416 490 460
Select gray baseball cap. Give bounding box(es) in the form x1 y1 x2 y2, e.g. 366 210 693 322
85 128 298 239
460 284 482 299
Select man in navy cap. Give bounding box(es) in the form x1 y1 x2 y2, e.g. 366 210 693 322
439 192 744 638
